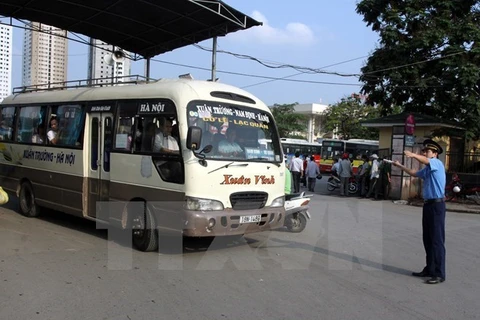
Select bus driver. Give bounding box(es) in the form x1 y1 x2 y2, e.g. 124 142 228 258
153 118 179 154
218 127 243 157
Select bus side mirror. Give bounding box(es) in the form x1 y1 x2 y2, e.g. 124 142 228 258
187 126 202 151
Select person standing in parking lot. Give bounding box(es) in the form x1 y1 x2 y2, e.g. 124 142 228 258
338 153 352 196
289 152 303 193
284 159 292 195
305 155 320 192
366 154 380 200
392 139 446 285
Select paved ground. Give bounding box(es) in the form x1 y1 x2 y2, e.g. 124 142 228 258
315 176 480 214
1 187 480 320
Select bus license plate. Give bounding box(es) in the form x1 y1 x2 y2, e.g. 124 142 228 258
239 215 261 224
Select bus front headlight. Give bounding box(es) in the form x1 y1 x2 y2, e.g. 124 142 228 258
270 196 285 208
185 197 224 211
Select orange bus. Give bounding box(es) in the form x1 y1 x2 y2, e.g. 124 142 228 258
319 139 378 174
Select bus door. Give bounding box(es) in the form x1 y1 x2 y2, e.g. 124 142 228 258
87 112 114 219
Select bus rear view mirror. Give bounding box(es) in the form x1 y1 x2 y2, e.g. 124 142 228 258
187 126 202 150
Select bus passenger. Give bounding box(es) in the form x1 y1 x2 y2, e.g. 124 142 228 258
32 124 45 144
153 119 179 154
218 127 243 157
212 132 226 155
47 117 61 145
0 120 12 141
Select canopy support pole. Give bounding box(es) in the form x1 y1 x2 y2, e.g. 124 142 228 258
144 57 151 81
211 36 217 81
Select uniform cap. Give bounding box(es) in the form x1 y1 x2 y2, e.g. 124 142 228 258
422 139 443 155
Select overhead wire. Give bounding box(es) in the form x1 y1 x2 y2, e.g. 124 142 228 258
192 43 469 88
193 44 361 77
150 57 449 89
241 55 369 89
150 58 361 86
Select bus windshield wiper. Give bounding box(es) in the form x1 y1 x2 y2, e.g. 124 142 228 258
208 162 249 174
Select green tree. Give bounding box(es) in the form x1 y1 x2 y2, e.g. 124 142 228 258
270 103 307 138
323 95 381 140
356 0 480 140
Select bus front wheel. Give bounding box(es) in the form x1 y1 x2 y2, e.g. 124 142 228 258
19 182 41 218
131 202 158 252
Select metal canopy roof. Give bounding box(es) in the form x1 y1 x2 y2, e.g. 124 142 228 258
360 112 464 130
0 0 262 59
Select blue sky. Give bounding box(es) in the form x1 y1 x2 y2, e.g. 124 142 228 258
7 0 379 106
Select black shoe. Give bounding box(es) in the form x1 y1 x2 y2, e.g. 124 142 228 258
412 270 431 277
425 277 445 284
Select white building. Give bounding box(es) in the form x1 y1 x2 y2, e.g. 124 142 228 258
294 103 329 142
22 22 68 88
0 25 12 102
88 38 131 85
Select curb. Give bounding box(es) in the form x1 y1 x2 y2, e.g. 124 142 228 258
408 202 480 214
445 208 480 214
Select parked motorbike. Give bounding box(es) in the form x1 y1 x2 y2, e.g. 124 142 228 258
283 191 311 233
327 174 358 194
445 173 480 204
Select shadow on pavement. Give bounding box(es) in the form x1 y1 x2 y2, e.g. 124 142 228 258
267 236 413 277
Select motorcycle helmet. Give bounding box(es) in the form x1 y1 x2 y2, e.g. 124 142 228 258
453 185 461 193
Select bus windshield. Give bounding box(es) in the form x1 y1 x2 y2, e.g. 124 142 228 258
345 141 378 160
187 100 282 162
321 140 345 160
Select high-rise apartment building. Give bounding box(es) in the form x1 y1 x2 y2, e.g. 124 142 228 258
22 22 68 88
88 38 131 85
0 25 13 102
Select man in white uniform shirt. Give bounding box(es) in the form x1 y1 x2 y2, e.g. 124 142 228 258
289 151 304 193
153 119 179 154
366 154 380 200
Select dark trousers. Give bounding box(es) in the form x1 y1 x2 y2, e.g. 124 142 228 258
359 175 368 196
381 175 390 199
422 201 446 279
307 177 316 192
366 177 378 198
340 177 349 196
292 171 301 193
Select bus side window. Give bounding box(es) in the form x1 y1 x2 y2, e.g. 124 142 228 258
62 105 85 147
18 106 45 143
48 105 85 147
114 104 136 152
0 107 16 141
154 160 184 184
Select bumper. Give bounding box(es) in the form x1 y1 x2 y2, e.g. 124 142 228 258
182 207 286 237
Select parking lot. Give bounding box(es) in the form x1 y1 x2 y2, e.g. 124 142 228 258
1 191 480 320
